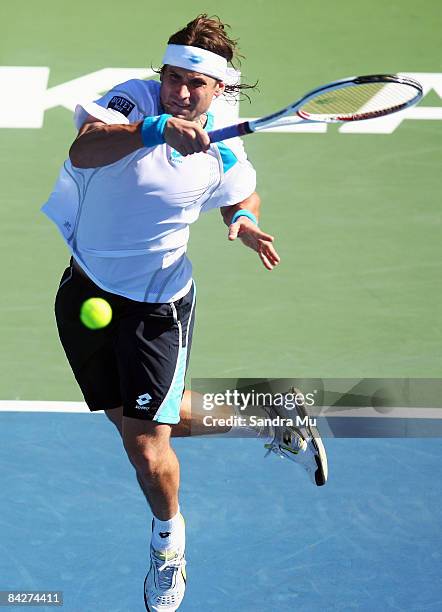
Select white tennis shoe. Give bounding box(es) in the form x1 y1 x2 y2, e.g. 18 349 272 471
144 546 186 611
264 387 328 486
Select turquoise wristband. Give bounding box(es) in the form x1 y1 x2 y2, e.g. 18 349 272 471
141 114 172 147
230 210 258 226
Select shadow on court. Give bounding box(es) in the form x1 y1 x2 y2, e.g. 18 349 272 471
0 413 441 611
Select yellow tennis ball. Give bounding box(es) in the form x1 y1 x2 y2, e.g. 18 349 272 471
80 298 112 330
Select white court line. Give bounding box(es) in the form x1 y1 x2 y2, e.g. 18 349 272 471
318 407 442 419
0 401 102 413
0 401 440 419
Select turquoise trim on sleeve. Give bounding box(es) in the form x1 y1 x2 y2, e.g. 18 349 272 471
141 114 172 147
216 141 238 173
231 210 258 225
204 113 238 173
205 112 215 131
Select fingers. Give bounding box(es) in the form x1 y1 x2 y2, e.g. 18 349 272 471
259 249 274 271
180 126 209 155
229 220 281 270
228 221 240 240
259 241 281 270
164 118 210 156
195 128 210 152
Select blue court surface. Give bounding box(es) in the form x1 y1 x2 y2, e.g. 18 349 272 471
0 412 441 611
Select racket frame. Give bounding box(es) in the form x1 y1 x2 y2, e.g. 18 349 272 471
208 74 423 142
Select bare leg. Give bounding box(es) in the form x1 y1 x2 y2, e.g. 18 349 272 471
105 407 149 498
105 405 124 435
104 391 255 439
104 395 230 508
104 393 269 510
122 417 179 520
171 390 232 437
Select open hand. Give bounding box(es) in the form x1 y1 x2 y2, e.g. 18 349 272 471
228 218 281 270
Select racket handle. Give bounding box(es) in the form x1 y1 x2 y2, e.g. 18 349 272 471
208 122 252 143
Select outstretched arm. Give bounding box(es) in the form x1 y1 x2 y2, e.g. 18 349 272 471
69 119 144 168
69 116 210 169
220 192 281 271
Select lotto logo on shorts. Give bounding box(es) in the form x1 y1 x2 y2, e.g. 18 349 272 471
136 392 152 410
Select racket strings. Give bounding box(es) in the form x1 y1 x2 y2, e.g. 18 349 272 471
300 82 419 120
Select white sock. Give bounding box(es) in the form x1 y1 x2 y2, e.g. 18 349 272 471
151 509 185 552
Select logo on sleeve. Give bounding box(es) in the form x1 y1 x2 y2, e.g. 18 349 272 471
107 95 135 117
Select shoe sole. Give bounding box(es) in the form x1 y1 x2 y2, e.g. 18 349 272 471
293 389 328 486
144 573 150 611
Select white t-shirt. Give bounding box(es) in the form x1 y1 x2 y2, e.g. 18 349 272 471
42 79 256 302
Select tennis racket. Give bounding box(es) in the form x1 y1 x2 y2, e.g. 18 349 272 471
208 74 423 143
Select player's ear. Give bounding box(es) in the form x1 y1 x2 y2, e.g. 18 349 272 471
214 81 225 97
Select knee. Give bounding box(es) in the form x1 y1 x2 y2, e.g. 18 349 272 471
123 437 165 479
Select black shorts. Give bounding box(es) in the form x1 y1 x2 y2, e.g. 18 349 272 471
54 261 196 422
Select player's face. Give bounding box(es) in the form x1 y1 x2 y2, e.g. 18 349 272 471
160 65 225 121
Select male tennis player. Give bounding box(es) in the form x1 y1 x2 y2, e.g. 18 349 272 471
42 14 327 611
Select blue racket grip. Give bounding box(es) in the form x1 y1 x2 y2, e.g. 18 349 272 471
208 122 252 143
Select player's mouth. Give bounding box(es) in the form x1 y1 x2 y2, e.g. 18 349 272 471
163 100 197 120
168 101 192 112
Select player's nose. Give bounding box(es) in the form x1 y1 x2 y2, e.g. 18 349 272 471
176 84 190 99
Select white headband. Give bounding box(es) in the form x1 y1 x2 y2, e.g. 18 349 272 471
162 44 227 81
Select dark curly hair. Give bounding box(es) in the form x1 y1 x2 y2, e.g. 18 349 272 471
160 14 257 102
